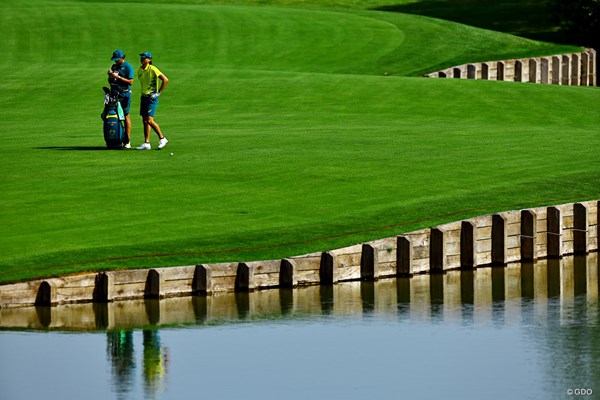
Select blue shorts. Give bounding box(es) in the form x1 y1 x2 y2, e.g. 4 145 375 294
117 92 131 115
140 95 159 118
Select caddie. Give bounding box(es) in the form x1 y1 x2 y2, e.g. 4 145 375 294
107 49 134 148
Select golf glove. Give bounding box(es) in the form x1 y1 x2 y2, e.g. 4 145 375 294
151 92 160 100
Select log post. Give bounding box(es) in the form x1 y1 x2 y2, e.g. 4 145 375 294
551 56 561 84
589 49 596 86
573 203 588 255
460 221 476 268
497 61 505 81
529 58 538 83
360 244 379 281
396 236 413 276
571 54 580 86
467 64 476 79
492 214 507 265
320 252 338 284
235 263 256 292
541 58 549 84
514 60 523 82
93 272 112 302
280 258 297 287
145 269 162 299
581 52 589 86
35 281 56 306
520 210 537 261
193 264 212 295
547 206 562 258
561 55 570 85
430 228 446 272
481 63 489 80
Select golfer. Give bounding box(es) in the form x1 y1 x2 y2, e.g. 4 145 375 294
136 51 169 150
107 49 134 148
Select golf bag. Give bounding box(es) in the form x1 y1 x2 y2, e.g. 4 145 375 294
101 87 126 149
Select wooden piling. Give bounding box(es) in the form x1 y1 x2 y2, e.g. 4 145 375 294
360 244 379 281
514 60 523 82
397 235 413 276
497 61 505 81
467 64 476 79
280 258 297 288
571 54 580 86
521 210 537 261
547 206 562 258
541 58 549 84
93 272 110 302
589 49 597 86
320 252 338 284
460 220 476 269
582 52 589 86
235 263 256 292
35 281 54 306
145 269 161 299
574 203 588 255
481 63 489 80
193 264 212 294
529 59 538 83
430 228 446 272
561 55 570 85
551 56 561 84
492 214 507 265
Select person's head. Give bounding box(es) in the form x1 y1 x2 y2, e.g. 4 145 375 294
111 49 126 65
139 51 153 66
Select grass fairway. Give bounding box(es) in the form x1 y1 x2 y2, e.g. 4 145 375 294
1 0 598 284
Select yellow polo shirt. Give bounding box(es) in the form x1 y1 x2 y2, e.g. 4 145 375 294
138 64 163 95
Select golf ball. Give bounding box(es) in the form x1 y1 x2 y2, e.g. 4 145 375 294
170 152 174 156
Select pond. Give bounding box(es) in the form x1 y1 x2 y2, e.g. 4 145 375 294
1 255 598 400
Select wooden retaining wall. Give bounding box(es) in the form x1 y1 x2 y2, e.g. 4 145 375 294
425 48 597 86
0 200 597 308
1 254 597 330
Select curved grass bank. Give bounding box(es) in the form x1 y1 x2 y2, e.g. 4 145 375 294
0 0 599 285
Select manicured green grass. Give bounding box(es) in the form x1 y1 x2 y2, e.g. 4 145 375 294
0 0 598 284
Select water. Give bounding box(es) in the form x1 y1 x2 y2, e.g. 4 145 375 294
1 256 599 400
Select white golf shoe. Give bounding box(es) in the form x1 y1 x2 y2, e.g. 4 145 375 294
123 142 131 149
136 142 151 150
157 137 168 149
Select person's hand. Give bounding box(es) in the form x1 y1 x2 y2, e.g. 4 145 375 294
107 69 115 76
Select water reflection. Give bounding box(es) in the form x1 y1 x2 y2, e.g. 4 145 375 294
106 327 170 399
142 329 169 399
106 302 170 400
0 255 598 400
107 330 135 400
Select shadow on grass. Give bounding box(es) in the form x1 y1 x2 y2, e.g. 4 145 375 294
34 146 114 151
373 0 570 45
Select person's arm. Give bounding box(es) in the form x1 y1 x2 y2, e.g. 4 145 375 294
108 64 134 86
157 74 169 94
113 74 133 86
